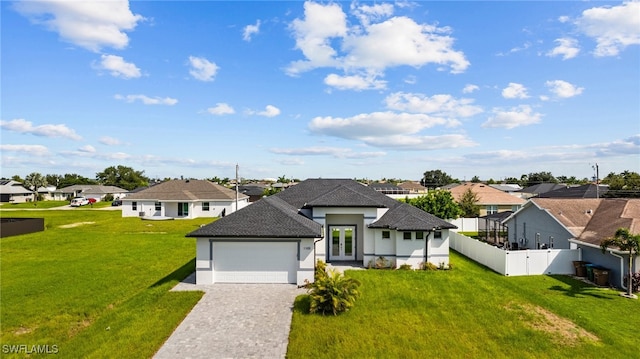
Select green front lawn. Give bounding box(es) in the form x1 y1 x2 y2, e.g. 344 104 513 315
1 210 213 358
288 251 639 358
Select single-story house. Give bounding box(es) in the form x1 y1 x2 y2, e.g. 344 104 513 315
536 183 609 198
122 179 249 219
505 198 639 288
449 182 526 216
187 178 456 285
53 185 128 201
0 180 32 203
517 183 568 199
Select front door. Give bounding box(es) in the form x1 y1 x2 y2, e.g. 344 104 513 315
178 202 189 217
329 226 355 261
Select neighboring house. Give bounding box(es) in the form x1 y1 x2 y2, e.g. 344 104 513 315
187 178 456 285
0 180 32 203
505 198 640 288
518 183 567 199
398 181 428 194
489 183 523 196
537 184 609 198
449 182 526 216
53 185 128 201
235 184 267 202
369 182 408 195
122 179 249 219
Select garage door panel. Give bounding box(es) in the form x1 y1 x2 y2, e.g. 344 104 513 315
213 242 297 284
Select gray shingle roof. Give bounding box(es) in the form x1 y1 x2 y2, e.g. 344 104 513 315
187 196 322 238
124 179 247 201
369 203 457 231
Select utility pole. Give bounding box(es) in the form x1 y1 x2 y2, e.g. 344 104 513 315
592 163 599 199
235 164 239 212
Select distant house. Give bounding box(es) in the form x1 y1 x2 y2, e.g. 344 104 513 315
235 184 267 202
398 181 428 194
518 183 567 199
504 198 639 288
369 182 408 195
537 184 609 198
188 178 456 285
122 179 249 219
53 185 128 201
448 183 526 216
0 180 32 203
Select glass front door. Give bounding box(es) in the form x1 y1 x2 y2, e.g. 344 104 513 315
329 226 355 261
178 202 189 217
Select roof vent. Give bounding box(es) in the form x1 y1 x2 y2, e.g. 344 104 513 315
586 209 592 214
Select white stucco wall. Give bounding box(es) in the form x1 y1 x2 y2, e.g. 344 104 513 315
505 204 575 249
122 198 249 218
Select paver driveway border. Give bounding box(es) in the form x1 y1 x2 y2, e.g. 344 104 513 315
154 273 305 359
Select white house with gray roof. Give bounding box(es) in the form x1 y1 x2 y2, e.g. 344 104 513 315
122 179 248 219
188 178 456 285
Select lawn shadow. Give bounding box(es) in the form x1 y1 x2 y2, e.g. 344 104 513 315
150 258 196 288
547 275 613 299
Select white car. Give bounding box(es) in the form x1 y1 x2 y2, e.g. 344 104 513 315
70 197 89 207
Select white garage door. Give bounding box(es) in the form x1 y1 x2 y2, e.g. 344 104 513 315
213 241 298 284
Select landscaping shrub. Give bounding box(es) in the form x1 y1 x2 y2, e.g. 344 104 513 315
398 264 413 270
422 262 438 271
315 259 328 281
308 270 361 315
625 272 640 293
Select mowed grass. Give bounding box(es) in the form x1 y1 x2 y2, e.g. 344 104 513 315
1 209 213 358
288 251 639 359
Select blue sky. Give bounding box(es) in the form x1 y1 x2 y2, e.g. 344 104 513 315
2 1 639 182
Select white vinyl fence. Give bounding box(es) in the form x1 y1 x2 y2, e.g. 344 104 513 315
449 218 478 232
449 231 581 276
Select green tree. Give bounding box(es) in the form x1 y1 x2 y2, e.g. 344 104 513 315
308 269 361 315
24 172 47 204
470 175 481 183
602 171 640 198
601 228 640 298
96 165 149 191
57 173 97 188
524 172 557 187
458 188 480 217
420 170 456 189
405 190 462 219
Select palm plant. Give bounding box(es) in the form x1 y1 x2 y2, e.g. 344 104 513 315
23 172 48 204
308 269 361 315
600 227 640 298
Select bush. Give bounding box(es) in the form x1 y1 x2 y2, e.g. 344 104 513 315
625 272 640 293
308 270 361 315
398 264 414 270
422 262 438 271
315 260 328 281
104 193 115 202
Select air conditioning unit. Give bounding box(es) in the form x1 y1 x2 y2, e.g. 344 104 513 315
139 211 145 217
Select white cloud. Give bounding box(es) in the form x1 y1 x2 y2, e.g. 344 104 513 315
362 134 476 150
462 84 479 94
207 103 235 115
501 83 529 99
309 111 448 139
576 1 640 57
546 38 580 60
384 92 483 118
99 136 122 146
243 20 261 41
482 105 543 129
78 145 96 153
114 94 178 105
0 119 82 140
0 144 50 156
545 80 584 98
258 105 281 117
595 134 640 156
324 73 386 90
270 146 386 159
13 0 144 52
558 15 570 23
287 1 469 83
188 56 219 82
94 54 141 79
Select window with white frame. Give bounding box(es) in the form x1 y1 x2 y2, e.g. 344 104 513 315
434 230 442 239
486 205 498 214
132 201 137 211
155 202 161 211
403 232 412 240
202 202 210 211
416 231 424 240
382 231 390 239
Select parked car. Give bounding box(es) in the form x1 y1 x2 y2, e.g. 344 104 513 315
88 198 97 204
111 199 122 206
70 197 89 207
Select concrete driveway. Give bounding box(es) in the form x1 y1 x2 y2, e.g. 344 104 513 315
154 274 305 359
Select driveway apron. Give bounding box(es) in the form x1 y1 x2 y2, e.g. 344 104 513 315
154 275 305 359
